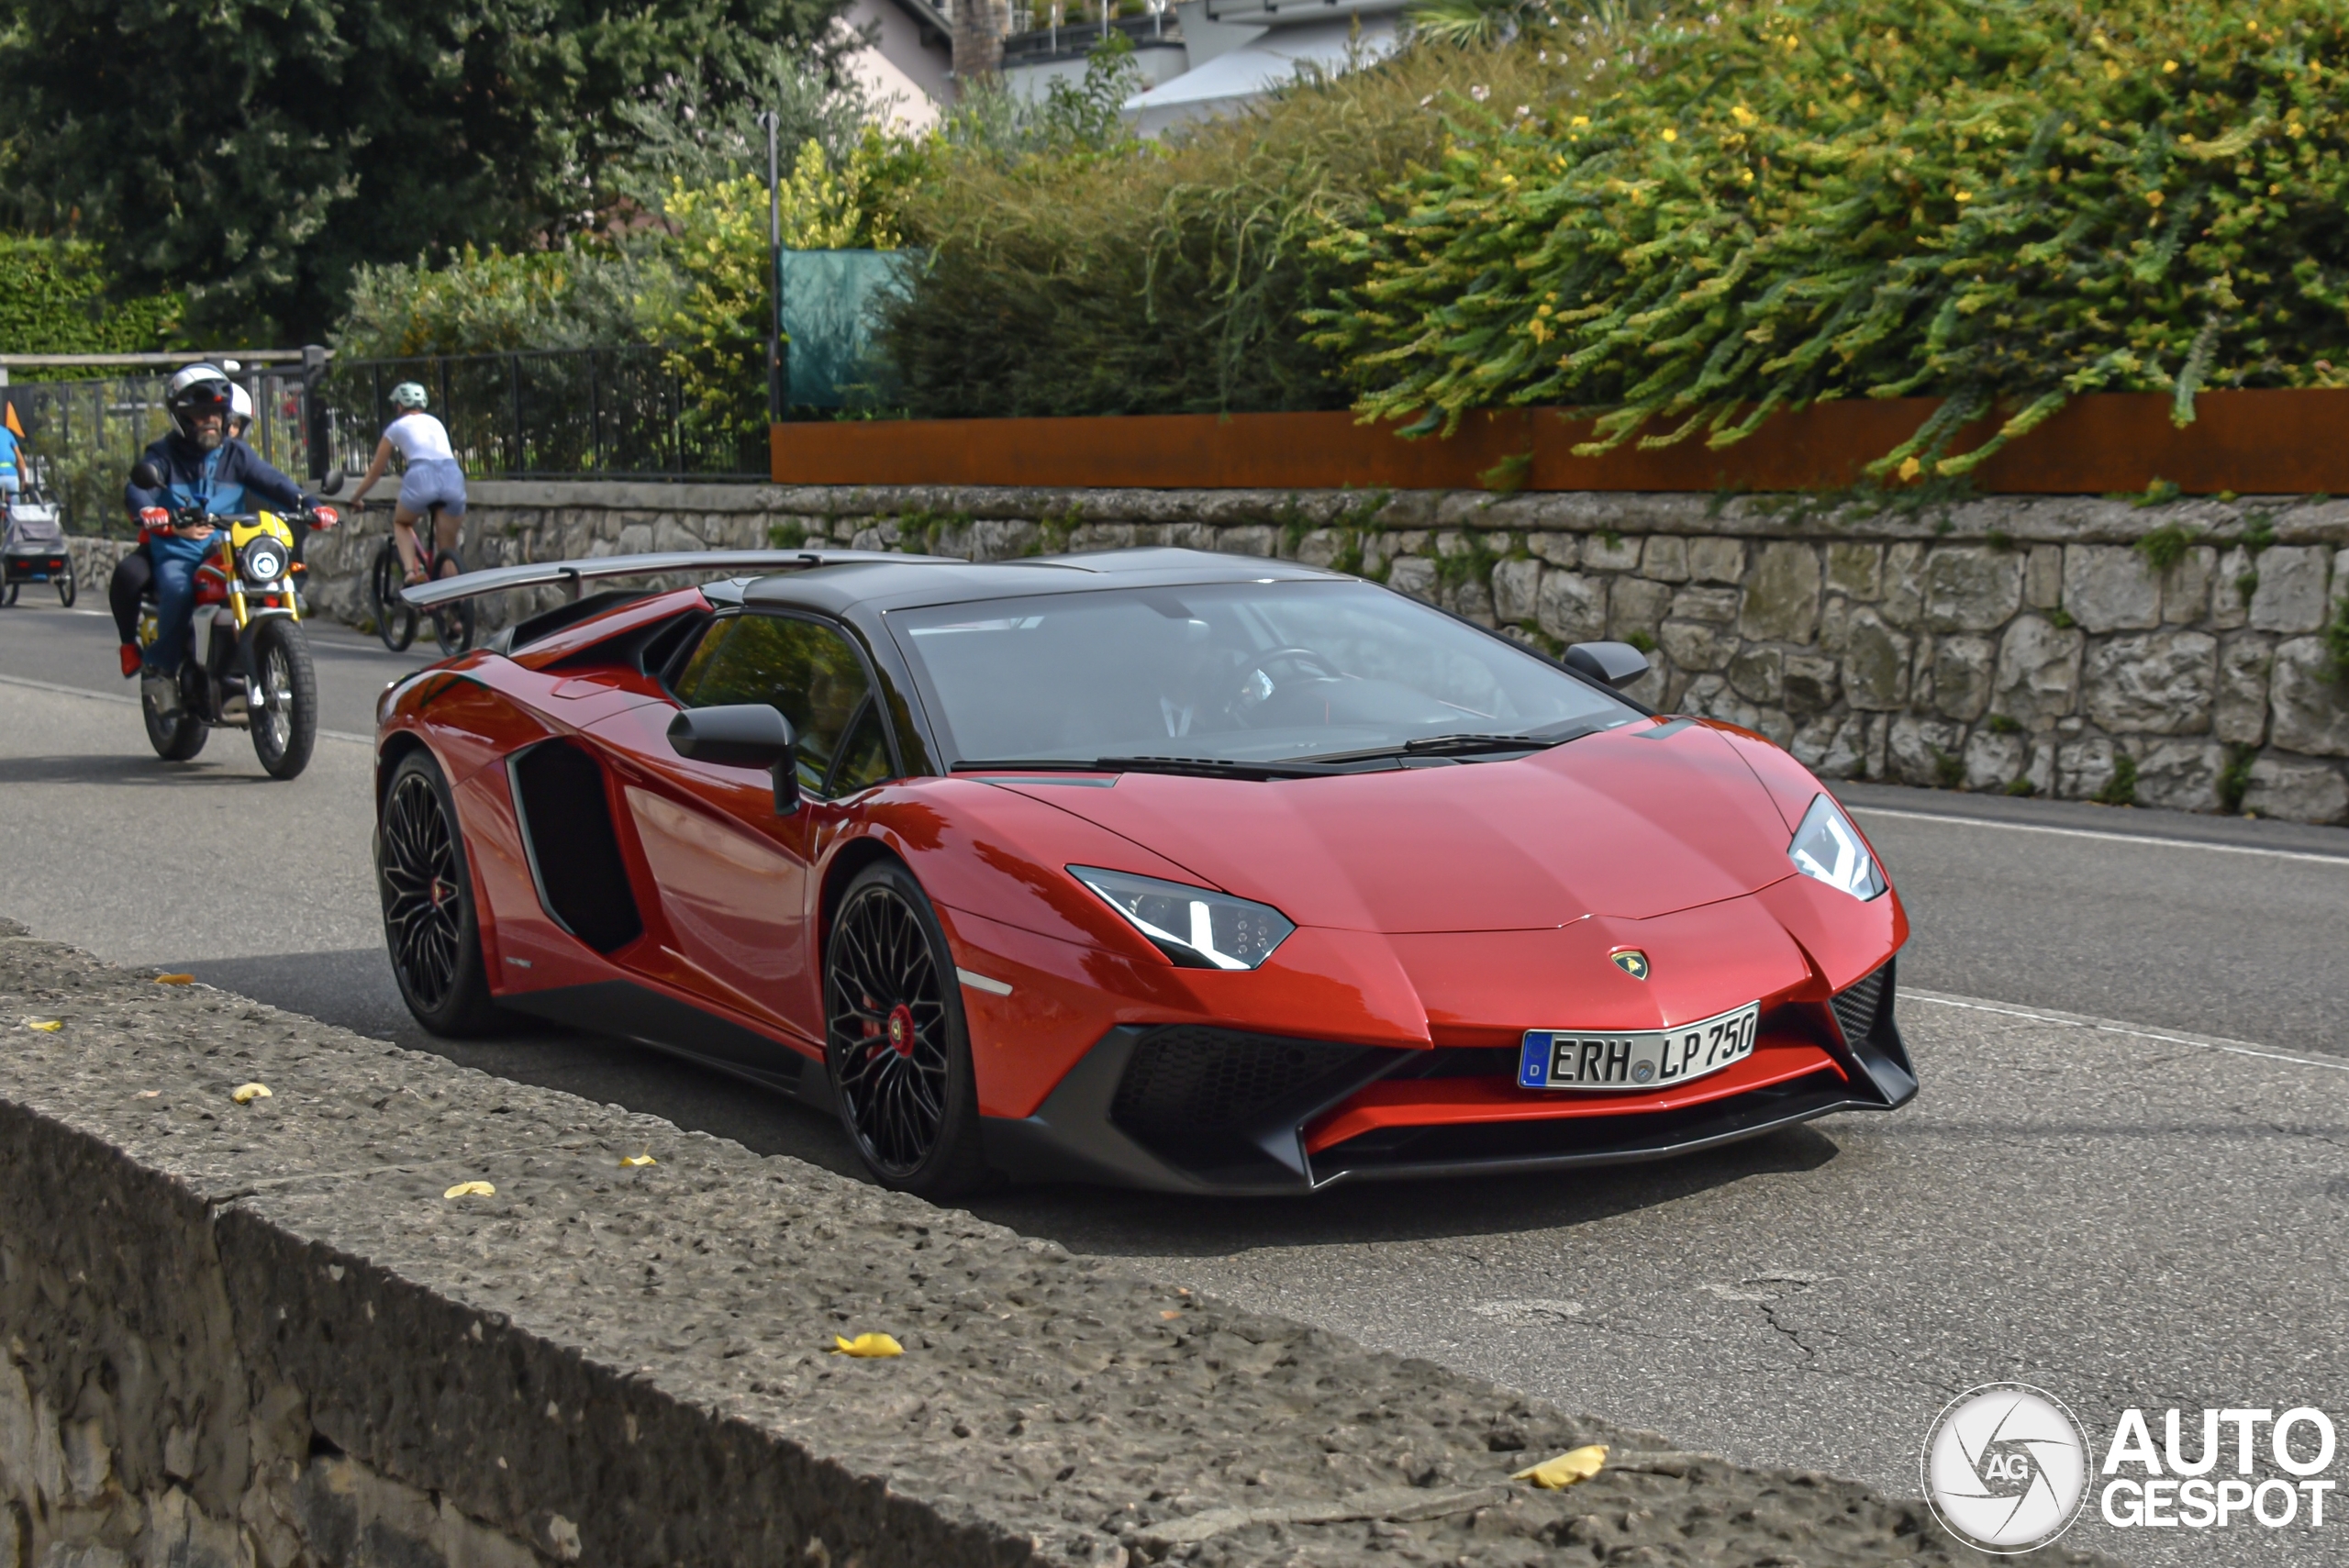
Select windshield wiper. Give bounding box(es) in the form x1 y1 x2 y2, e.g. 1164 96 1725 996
954 755 1345 781
1290 721 1613 768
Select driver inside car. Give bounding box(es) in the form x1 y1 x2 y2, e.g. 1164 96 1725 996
122 365 313 707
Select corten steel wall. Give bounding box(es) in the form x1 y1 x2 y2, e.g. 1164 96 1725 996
768 390 2349 495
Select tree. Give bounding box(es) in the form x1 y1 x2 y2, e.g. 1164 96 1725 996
0 0 851 342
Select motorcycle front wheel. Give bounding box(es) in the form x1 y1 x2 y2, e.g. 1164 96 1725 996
249 617 318 780
142 671 206 762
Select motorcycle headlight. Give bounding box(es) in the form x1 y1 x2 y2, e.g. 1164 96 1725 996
1068 865 1295 971
239 539 287 584
1787 795 1887 902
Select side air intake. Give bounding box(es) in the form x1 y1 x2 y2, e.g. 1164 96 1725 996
509 740 643 954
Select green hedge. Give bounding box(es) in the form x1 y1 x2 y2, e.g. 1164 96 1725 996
0 237 182 357
878 44 1552 418
1312 0 2349 475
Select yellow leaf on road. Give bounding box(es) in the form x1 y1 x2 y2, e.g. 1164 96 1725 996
22 1018 61 1032
444 1181 496 1199
231 1083 272 1104
829 1333 904 1358
1512 1444 1608 1488
619 1154 656 1168
154 973 195 984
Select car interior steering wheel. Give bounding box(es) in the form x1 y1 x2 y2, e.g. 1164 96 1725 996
1226 646 1345 720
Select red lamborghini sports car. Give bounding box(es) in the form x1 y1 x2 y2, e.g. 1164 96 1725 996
377 547 1914 1197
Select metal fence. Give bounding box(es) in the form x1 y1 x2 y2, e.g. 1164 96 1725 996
1 343 770 534
312 344 769 483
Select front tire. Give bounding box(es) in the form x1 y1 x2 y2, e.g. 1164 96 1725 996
428 548 474 656
371 540 417 652
378 749 502 1036
824 861 988 1199
248 617 317 780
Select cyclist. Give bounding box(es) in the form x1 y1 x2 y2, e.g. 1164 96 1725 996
348 383 465 585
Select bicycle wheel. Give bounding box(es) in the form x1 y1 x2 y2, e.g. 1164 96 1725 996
428 548 474 657
371 539 417 652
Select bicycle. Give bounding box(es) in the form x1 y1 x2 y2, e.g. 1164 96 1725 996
364 504 473 657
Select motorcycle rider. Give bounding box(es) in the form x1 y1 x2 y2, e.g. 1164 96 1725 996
121 365 316 706
107 384 259 674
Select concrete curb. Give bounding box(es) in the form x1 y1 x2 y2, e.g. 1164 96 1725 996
0 922 2112 1567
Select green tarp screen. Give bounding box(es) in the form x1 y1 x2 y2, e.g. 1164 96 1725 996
779 249 907 410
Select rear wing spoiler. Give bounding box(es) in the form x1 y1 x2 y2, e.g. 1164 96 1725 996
398 549 950 609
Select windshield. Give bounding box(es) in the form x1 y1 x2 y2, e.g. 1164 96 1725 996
888 579 1641 764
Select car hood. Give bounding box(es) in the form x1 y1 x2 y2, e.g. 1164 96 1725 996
996 721 1800 933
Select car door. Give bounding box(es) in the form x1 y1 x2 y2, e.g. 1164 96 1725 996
593 610 897 1052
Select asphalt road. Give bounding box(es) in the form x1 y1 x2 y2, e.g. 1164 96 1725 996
4 590 2345 1566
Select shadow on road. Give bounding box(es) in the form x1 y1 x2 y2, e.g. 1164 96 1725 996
181 945 1859 1256
968 1125 1844 1258
0 752 281 788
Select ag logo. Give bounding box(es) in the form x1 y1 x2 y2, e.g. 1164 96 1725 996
1610 950 1650 981
1921 1383 2087 1554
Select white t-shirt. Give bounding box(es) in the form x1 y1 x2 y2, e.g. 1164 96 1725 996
386 412 456 463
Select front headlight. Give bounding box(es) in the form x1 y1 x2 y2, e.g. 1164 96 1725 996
1787 795 1886 901
1068 865 1295 970
239 539 287 584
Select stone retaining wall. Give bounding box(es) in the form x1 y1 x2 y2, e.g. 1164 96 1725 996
81 479 2349 823
0 919 2076 1568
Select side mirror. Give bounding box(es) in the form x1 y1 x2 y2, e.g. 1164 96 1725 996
317 467 345 496
667 704 799 814
1563 640 1651 689
130 460 163 491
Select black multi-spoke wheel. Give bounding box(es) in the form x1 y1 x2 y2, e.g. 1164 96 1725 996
378 750 501 1036
825 862 987 1198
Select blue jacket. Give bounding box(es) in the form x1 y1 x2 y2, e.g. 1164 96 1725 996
124 432 307 521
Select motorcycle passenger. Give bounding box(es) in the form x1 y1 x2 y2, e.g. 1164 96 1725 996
347 383 465 586
105 384 258 676
122 365 314 708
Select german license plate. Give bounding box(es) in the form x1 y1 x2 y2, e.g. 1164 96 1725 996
1518 1002 1760 1092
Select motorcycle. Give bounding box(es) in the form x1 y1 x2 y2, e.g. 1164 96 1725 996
128 459 341 780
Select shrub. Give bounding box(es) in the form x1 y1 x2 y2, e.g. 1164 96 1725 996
337 245 657 358
1312 0 2349 473
878 39 1555 417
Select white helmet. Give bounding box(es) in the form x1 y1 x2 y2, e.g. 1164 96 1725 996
389 381 429 412
165 364 236 443
228 383 254 437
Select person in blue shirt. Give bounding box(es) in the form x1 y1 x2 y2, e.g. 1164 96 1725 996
123 365 313 706
0 417 25 505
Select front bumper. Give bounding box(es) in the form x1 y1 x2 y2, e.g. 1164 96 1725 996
980 957 1918 1194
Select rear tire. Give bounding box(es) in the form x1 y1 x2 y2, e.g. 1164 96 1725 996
249 617 317 780
824 861 989 1199
2 582 16 606
378 749 502 1036
142 669 207 762
56 567 75 608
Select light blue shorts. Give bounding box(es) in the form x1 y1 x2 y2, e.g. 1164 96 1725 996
398 458 467 517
